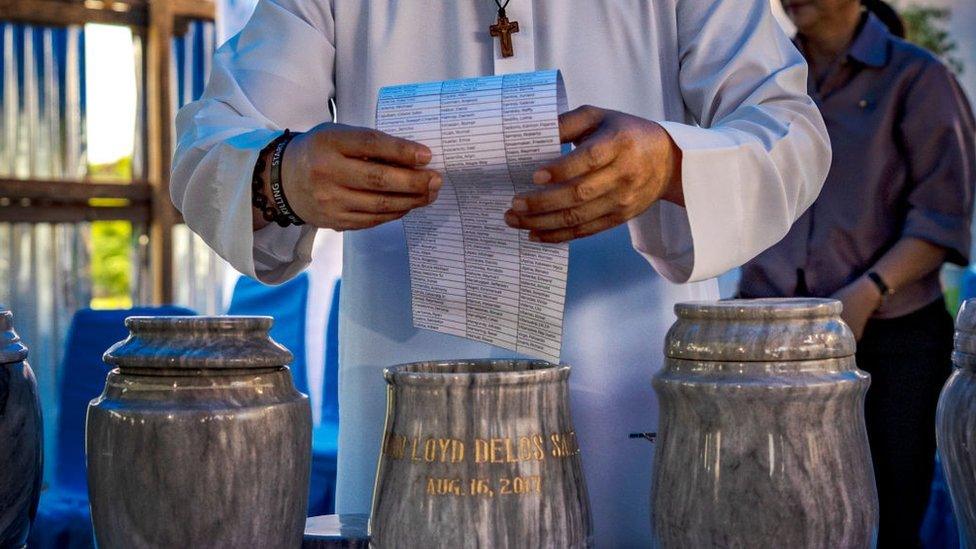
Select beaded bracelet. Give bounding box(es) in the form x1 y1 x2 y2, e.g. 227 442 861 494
252 129 305 227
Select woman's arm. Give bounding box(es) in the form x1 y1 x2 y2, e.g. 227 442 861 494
834 59 975 339
833 238 947 340
873 239 948 293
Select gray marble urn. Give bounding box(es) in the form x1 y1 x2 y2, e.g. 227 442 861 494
937 299 976 547
652 299 878 548
370 360 592 548
0 310 42 549
87 316 311 549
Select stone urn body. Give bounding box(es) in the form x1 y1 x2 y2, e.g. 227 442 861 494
0 310 42 549
86 316 311 549
652 299 878 548
937 299 976 547
370 360 592 548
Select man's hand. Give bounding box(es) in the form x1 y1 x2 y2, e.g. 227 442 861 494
261 123 442 231
504 105 683 243
832 276 883 341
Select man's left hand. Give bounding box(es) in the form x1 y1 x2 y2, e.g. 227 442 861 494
504 105 683 243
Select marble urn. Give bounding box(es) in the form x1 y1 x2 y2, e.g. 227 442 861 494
936 298 976 547
370 359 592 548
652 299 878 548
0 310 42 549
87 316 311 549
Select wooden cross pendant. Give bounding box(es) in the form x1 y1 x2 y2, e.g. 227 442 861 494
489 12 519 58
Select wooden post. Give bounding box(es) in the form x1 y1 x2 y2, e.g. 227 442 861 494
146 0 175 305
1 0 215 306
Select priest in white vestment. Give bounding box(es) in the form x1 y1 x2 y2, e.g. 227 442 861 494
172 1 830 545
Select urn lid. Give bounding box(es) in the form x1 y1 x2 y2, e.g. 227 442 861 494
666 298 855 362
953 299 976 364
385 359 569 386
0 309 28 364
104 316 292 371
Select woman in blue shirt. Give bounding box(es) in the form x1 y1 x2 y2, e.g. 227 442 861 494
743 1 976 545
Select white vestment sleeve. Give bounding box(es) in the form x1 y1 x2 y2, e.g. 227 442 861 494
628 0 830 284
171 0 335 284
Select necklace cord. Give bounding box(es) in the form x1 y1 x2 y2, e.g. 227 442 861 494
493 0 512 17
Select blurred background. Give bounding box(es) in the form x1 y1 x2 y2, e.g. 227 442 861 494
1 0 226 486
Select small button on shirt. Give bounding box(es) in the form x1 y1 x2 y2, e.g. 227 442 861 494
740 13 976 319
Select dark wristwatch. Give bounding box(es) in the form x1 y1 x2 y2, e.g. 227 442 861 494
867 271 894 297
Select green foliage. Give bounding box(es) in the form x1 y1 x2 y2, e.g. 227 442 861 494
87 155 133 182
90 220 133 306
88 157 135 309
900 5 965 74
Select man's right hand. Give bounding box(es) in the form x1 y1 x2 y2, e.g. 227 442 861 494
256 123 442 231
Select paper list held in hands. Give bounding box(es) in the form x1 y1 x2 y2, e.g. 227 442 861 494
375 70 569 363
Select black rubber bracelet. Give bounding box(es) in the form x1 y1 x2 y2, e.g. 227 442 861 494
867 271 893 296
269 130 304 227
251 152 277 224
